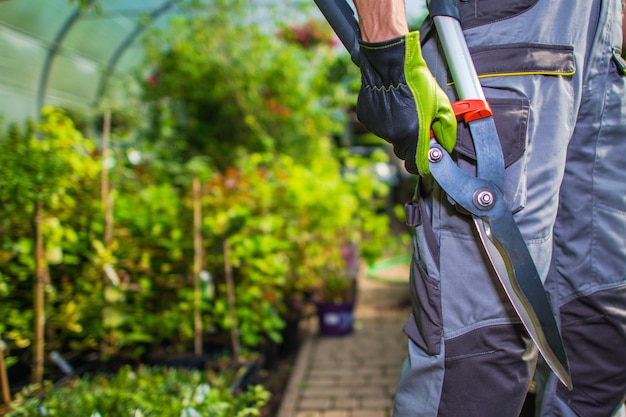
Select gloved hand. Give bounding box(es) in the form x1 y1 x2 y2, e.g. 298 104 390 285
356 31 457 175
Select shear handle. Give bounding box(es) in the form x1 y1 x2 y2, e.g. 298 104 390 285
313 0 361 65
452 99 493 123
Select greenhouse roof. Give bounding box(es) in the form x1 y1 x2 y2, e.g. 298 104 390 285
0 0 320 126
0 0 427 128
1 0 179 125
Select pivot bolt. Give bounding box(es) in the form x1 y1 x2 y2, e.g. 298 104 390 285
428 147 443 163
474 189 495 209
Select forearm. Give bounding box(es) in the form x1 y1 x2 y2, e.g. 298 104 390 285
353 0 409 42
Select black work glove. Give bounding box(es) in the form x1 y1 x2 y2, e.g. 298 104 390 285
356 31 457 176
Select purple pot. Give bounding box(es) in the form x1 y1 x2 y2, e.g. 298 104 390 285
315 302 355 336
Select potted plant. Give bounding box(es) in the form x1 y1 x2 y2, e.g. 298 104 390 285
311 242 360 336
308 148 395 337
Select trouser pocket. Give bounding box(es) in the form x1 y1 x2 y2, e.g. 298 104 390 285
403 199 443 356
456 0 540 30
452 42 575 214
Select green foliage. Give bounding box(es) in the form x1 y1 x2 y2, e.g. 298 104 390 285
93 163 198 355
0 108 390 356
7 366 270 417
339 148 394 264
140 0 356 171
0 0 392 379
0 107 101 350
204 147 390 325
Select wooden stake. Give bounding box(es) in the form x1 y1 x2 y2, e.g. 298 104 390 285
31 200 45 385
0 340 10 404
102 110 113 247
100 110 113 356
193 177 203 356
223 240 240 364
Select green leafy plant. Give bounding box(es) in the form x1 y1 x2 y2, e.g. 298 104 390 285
6 365 270 417
317 276 356 305
0 107 101 382
140 0 354 172
0 0 390 383
206 148 391 319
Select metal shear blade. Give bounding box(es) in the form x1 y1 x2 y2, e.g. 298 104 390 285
473 217 572 390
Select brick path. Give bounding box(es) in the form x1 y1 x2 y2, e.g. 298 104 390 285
277 264 411 417
276 260 626 417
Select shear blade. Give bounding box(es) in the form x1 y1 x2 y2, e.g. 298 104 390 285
473 217 572 390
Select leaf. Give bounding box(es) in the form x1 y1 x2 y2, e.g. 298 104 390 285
46 245 63 264
102 307 127 329
104 286 125 303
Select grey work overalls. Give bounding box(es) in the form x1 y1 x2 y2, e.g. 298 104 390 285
393 1 626 416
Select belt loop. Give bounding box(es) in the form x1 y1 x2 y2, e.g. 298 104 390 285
405 201 423 227
406 178 424 227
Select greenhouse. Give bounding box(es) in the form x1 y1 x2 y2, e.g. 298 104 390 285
0 0 320 124
0 1 415 416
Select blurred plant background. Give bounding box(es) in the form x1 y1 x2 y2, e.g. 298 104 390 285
0 0 415 413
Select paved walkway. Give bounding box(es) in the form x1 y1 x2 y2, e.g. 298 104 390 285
277 263 412 417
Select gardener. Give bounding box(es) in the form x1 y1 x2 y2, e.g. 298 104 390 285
352 0 626 416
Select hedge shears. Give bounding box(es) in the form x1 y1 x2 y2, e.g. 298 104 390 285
314 0 572 389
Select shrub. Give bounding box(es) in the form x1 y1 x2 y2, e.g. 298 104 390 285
6 365 270 417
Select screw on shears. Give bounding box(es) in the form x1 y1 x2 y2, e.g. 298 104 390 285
428 147 444 163
473 189 495 209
